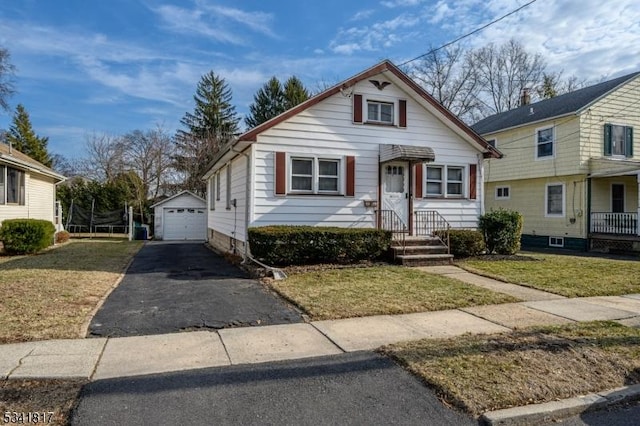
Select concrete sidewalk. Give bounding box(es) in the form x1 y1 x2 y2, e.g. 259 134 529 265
2 291 640 381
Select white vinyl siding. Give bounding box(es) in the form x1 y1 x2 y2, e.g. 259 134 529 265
207 155 248 242
248 78 483 233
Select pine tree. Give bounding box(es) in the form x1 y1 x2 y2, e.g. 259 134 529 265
6 104 52 167
245 76 310 129
173 71 239 195
283 76 310 110
245 77 285 129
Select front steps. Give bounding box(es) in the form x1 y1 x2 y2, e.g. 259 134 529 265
391 236 453 266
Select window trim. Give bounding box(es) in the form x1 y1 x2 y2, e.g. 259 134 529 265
366 99 395 125
425 164 466 198
535 126 555 160
287 155 343 195
549 236 564 248
495 186 510 200
545 183 565 217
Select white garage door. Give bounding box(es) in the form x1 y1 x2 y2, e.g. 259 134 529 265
163 208 206 240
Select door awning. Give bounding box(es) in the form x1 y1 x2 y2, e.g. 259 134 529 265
379 144 435 163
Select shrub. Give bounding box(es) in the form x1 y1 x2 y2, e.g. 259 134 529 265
55 230 71 244
478 209 523 255
0 219 56 254
435 229 485 257
248 226 392 266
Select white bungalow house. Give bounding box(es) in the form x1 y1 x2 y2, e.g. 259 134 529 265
0 142 65 228
203 60 501 263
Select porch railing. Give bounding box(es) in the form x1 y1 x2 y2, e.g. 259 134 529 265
590 212 638 235
414 210 451 254
375 209 407 255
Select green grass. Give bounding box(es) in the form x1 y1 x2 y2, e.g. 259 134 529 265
459 253 640 297
0 239 142 343
269 266 518 320
382 321 640 416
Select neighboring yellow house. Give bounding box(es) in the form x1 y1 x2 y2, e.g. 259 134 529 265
473 71 640 252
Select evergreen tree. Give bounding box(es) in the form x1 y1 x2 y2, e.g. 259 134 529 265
245 77 285 129
173 71 239 195
6 104 52 167
283 76 310 110
245 76 310 129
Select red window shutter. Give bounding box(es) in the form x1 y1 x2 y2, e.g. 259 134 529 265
353 94 363 123
275 152 286 195
414 163 423 199
346 156 355 196
469 164 477 200
399 99 407 128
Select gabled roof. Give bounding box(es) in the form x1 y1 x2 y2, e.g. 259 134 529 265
472 71 640 135
150 190 205 208
0 142 65 182
204 60 501 177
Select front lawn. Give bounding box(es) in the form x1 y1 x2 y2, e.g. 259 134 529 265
382 321 640 416
269 266 518 320
0 239 142 343
459 253 640 297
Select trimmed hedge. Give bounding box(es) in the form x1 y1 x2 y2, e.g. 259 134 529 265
478 209 523 255
248 226 392 266
0 219 56 254
435 229 485 257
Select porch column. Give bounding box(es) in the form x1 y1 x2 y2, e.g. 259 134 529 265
637 173 640 236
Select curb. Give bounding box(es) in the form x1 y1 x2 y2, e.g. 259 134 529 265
480 383 640 425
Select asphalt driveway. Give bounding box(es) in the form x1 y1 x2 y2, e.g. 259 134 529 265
88 242 303 337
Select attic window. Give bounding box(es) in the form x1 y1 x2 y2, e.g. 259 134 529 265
367 100 394 124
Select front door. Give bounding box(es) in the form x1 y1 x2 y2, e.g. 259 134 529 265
381 162 409 228
612 184 625 213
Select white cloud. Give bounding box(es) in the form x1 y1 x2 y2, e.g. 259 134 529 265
350 10 375 21
330 13 420 54
381 0 424 8
151 1 276 43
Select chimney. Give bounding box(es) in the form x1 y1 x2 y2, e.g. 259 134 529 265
520 88 531 106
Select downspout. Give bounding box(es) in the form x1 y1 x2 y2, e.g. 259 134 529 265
230 144 287 280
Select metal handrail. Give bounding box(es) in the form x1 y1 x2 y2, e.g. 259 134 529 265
414 210 451 254
375 209 408 256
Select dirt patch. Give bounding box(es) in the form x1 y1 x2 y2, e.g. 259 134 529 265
0 379 86 425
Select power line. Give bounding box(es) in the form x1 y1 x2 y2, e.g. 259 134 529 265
398 0 539 67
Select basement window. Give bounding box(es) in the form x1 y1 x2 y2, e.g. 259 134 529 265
549 236 564 248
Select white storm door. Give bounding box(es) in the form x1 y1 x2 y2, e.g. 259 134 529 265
381 162 409 227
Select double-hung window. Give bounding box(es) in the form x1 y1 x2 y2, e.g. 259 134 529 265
290 157 340 194
536 126 554 159
604 123 633 157
426 165 464 198
367 100 394 124
0 165 25 205
545 183 565 217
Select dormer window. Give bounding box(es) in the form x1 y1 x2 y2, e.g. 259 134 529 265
367 100 394 124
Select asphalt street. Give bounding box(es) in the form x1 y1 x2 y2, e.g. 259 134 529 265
71 352 475 426
88 242 302 337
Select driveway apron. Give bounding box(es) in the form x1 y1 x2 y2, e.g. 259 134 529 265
88 242 302 337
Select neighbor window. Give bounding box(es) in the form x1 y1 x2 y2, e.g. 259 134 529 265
426 165 465 198
536 126 554 159
545 183 565 217
604 123 633 157
0 166 25 205
289 157 341 194
549 236 564 247
209 176 215 210
367 100 394 124
496 186 510 200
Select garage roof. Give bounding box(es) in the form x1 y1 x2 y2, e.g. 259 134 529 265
150 190 205 208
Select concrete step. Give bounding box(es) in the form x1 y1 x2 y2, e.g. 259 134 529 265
391 236 444 247
396 253 454 267
391 245 449 255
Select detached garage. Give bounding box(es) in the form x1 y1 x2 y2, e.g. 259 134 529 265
151 191 206 241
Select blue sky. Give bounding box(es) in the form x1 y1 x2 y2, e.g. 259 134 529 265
1 0 639 160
